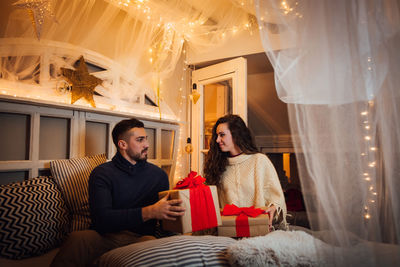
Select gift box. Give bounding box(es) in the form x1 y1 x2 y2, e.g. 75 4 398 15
217 205 270 237
158 172 222 234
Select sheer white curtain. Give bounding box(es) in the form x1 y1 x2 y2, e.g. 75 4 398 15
1 0 253 101
255 0 400 266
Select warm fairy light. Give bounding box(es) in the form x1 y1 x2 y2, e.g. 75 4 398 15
361 100 377 221
368 162 376 167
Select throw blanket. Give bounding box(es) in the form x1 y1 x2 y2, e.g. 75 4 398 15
227 230 327 267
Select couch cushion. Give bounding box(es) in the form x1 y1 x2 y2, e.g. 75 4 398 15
50 154 107 231
0 177 69 260
98 235 236 266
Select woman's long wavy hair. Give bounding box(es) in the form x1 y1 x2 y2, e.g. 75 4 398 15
204 114 259 187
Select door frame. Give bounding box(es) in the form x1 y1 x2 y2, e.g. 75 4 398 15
191 57 247 173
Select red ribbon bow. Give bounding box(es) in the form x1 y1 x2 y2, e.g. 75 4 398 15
222 204 265 217
173 171 217 232
174 171 205 189
222 204 265 237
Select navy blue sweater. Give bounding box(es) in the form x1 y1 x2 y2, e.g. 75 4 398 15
88 152 169 235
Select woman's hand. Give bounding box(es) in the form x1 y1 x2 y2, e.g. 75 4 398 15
265 205 276 231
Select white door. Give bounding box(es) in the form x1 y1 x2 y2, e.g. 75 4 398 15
191 57 247 173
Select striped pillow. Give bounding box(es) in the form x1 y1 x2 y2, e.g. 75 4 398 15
50 154 107 231
98 235 236 267
0 177 69 259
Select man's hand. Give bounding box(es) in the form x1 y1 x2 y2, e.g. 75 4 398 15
142 193 185 221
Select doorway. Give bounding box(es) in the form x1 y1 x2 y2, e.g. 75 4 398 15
190 57 247 173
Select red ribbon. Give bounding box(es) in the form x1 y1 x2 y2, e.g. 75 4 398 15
222 204 265 237
173 171 218 232
174 171 205 189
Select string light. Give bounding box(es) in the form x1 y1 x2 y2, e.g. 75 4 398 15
173 45 189 183
361 99 377 222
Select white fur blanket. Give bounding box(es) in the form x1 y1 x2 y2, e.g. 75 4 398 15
227 230 329 267
227 230 400 267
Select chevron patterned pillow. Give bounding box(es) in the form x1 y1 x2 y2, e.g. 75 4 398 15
50 154 107 231
0 177 69 259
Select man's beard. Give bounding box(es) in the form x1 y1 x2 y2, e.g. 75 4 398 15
127 148 148 162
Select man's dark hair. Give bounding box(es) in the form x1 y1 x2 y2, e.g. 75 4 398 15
112 118 144 147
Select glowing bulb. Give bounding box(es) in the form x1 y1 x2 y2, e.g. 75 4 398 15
363 173 369 176
365 125 370 130
361 111 368 116
365 177 371 181
365 214 371 219
370 147 377 151
365 136 371 140
368 161 376 167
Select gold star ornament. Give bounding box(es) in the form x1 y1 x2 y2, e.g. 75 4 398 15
61 56 103 108
13 0 57 40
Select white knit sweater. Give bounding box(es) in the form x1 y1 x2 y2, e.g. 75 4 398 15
218 153 287 225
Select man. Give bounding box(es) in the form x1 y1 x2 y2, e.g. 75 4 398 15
51 118 185 267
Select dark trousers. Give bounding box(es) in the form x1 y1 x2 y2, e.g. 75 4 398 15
50 230 156 267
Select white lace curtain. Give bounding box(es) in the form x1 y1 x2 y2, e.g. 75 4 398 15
255 0 400 266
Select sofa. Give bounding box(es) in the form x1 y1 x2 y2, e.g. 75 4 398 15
0 154 239 267
0 153 323 267
0 154 107 266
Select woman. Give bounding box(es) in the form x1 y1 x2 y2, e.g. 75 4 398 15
204 114 287 230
